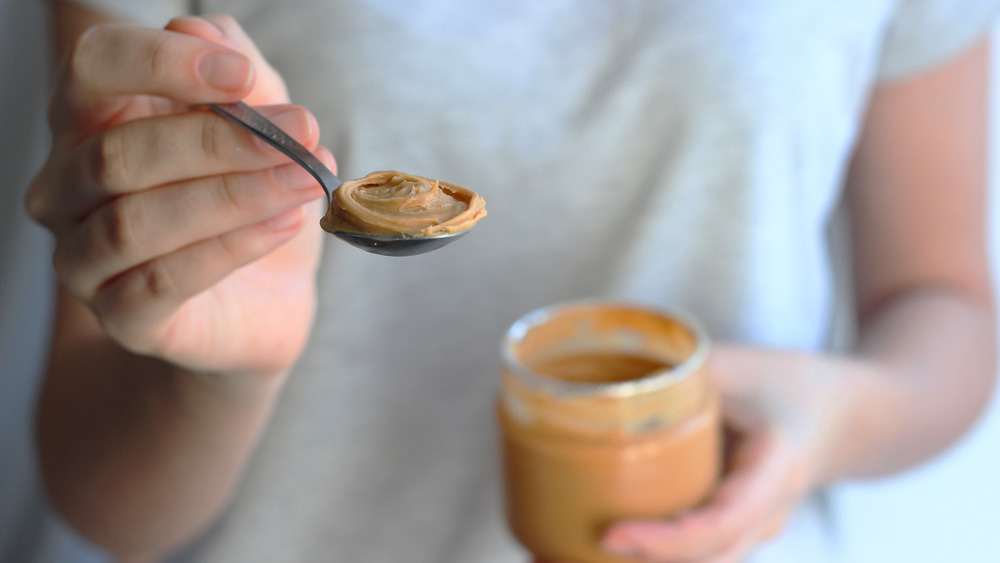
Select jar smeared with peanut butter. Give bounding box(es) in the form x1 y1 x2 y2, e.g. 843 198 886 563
499 302 721 563
321 170 486 237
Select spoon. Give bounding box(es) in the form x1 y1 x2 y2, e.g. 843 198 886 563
207 101 470 257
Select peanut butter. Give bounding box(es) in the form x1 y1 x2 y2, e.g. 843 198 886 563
499 303 721 563
321 170 486 236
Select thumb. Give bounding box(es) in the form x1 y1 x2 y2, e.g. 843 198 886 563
165 14 290 105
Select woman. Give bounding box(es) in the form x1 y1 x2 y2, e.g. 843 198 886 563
27 1 997 561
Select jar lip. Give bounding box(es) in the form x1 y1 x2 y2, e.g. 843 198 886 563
500 300 711 398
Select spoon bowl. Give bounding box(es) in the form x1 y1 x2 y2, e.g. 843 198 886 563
332 230 469 257
207 101 472 257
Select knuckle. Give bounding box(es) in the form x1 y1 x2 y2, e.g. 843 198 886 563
139 259 180 306
146 34 178 83
264 167 290 195
68 24 105 87
200 114 227 162
218 173 245 212
215 171 254 214
25 163 63 226
95 130 133 192
98 196 144 258
215 232 245 264
93 260 178 354
24 182 51 224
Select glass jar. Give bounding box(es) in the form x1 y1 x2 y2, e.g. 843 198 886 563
498 301 721 563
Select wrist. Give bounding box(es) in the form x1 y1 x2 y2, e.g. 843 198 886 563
803 356 903 488
179 365 291 409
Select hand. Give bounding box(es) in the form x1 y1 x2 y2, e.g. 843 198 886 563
542 345 862 563
26 14 334 378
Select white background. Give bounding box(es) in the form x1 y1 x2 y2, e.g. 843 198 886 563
1 3 998 562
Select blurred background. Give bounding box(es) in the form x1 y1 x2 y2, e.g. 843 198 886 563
1 2 997 562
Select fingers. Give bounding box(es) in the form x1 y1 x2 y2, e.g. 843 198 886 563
57 22 253 124
165 14 289 105
29 104 318 223
601 430 797 562
29 14 329 375
40 143 334 361
53 161 324 301
93 205 309 356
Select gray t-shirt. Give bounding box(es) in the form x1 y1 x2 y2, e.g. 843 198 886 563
37 1 1000 562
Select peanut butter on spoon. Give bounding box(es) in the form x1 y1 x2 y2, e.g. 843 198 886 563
321 171 487 237
206 102 484 256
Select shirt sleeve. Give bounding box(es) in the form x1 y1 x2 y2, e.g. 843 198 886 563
877 0 1000 81
66 0 190 26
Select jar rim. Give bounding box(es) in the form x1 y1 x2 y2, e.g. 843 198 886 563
500 300 711 399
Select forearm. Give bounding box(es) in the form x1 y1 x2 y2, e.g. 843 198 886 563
823 34 996 486
32 5 322 557
36 292 286 561
817 285 995 485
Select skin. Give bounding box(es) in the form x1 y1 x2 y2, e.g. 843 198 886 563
30 4 995 563
31 5 332 561
567 34 997 563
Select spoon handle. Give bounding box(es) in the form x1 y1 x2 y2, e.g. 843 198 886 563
206 101 341 200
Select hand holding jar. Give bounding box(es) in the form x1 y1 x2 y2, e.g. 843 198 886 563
593 345 860 563
502 303 866 563
499 302 720 563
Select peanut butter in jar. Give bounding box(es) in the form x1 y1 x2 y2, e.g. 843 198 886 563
498 302 721 563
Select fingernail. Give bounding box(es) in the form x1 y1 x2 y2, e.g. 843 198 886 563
268 108 315 142
266 206 305 231
198 52 253 91
273 163 320 191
